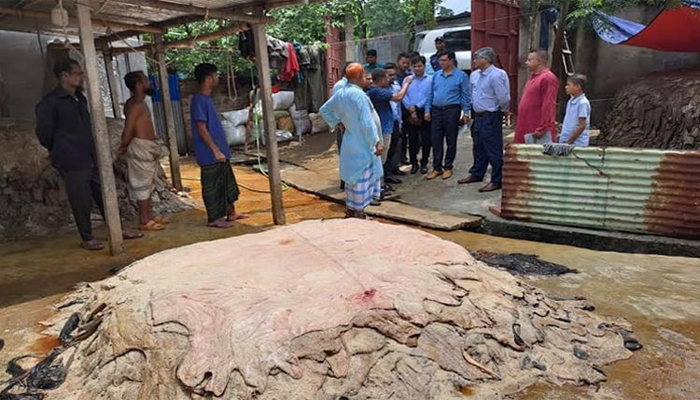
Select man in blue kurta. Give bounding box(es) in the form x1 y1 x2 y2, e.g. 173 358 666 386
320 63 385 219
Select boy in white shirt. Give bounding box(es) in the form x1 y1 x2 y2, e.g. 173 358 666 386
560 74 591 146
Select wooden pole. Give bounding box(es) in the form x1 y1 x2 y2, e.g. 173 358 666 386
551 0 571 120
76 3 124 255
252 21 286 225
103 51 122 119
154 34 183 192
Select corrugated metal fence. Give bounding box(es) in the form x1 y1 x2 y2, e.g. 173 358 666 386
501 145 700 239
149 75 187 155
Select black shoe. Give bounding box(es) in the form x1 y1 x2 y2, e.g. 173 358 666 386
383 183 395 192
370 198 381 206
420 166 428 174
411 165 419 174
393 169 407 176
386 176 403 184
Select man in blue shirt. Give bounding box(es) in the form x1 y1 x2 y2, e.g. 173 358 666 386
367 68 413 184
429 37 459 73
191 63 246 228
430 37 446 72
402 56 433 174
425 51 471 180
363 49 384 72
458 47 510 192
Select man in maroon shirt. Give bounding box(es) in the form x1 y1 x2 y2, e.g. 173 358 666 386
514 50 559 144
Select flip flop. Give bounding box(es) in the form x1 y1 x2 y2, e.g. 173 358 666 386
152 215 170 225
207 219 234 229
226 214 250 222
81 240 105 251
123 230 145 239
139 220 166 231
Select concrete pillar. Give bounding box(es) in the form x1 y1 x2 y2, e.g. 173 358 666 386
252 21 286 225
76 2 124 255
344 13 355 62
154 34 183 191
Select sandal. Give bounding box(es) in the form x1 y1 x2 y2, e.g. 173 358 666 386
226 213 249 222
123 230 145 239
81 240 105 251
139 220 166 231
207 219 234 229
152 215 170 225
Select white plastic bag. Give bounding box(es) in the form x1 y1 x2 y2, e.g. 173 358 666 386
308 113 330 134
221 109 249 126
289 104 311 136
272 91 295 111
222 120 246 146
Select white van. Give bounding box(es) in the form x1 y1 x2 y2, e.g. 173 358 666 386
414 26 471 73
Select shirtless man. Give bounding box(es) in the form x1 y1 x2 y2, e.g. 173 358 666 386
119 71 169 231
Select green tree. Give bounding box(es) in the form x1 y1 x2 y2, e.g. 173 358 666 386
145 20 252 77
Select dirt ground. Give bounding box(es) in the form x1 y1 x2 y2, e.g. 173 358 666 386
1 155 699 399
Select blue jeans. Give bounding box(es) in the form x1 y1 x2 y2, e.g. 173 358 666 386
469 111 504 185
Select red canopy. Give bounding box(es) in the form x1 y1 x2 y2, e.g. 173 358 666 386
594 2 700 53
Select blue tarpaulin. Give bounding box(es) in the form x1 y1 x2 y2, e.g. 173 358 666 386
592 1 700 52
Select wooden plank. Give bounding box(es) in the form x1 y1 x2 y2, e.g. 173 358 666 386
115 0 272 24
154 34 183 192
280 169 481 231
0 6 164 33
252 21 286 225
102 52 122 119
365 202 482 231
76 3 123 255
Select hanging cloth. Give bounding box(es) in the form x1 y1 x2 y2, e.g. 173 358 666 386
280 42 301 82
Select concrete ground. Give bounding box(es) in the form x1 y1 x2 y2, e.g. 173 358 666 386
279 127 502 218
277 131 700 258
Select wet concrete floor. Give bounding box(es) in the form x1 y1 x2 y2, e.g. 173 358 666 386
0 160 698 399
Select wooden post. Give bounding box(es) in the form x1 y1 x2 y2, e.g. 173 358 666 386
252 21 286 225
103 51 122 119
76 3 124 255
154 34 183 191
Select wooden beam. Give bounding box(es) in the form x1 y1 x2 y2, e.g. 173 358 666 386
0 6 164 33
97 14 209 45
161 22 246 48
252 19 286 225
103 52 122 119
154 34 183 192
110 22 246 54
76 2 124 255
116 0 271 24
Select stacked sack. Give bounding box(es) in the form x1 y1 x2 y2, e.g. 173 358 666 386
221 91 330 147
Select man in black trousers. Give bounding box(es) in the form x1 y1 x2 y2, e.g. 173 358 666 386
36 58 142 250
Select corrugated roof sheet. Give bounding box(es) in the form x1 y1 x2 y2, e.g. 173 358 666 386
501 145 700 239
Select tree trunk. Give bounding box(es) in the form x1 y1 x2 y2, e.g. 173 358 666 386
550 0 570 121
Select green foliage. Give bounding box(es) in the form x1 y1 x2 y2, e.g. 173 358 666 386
148 0 453 76
267 3 345 44
145 20 252 77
